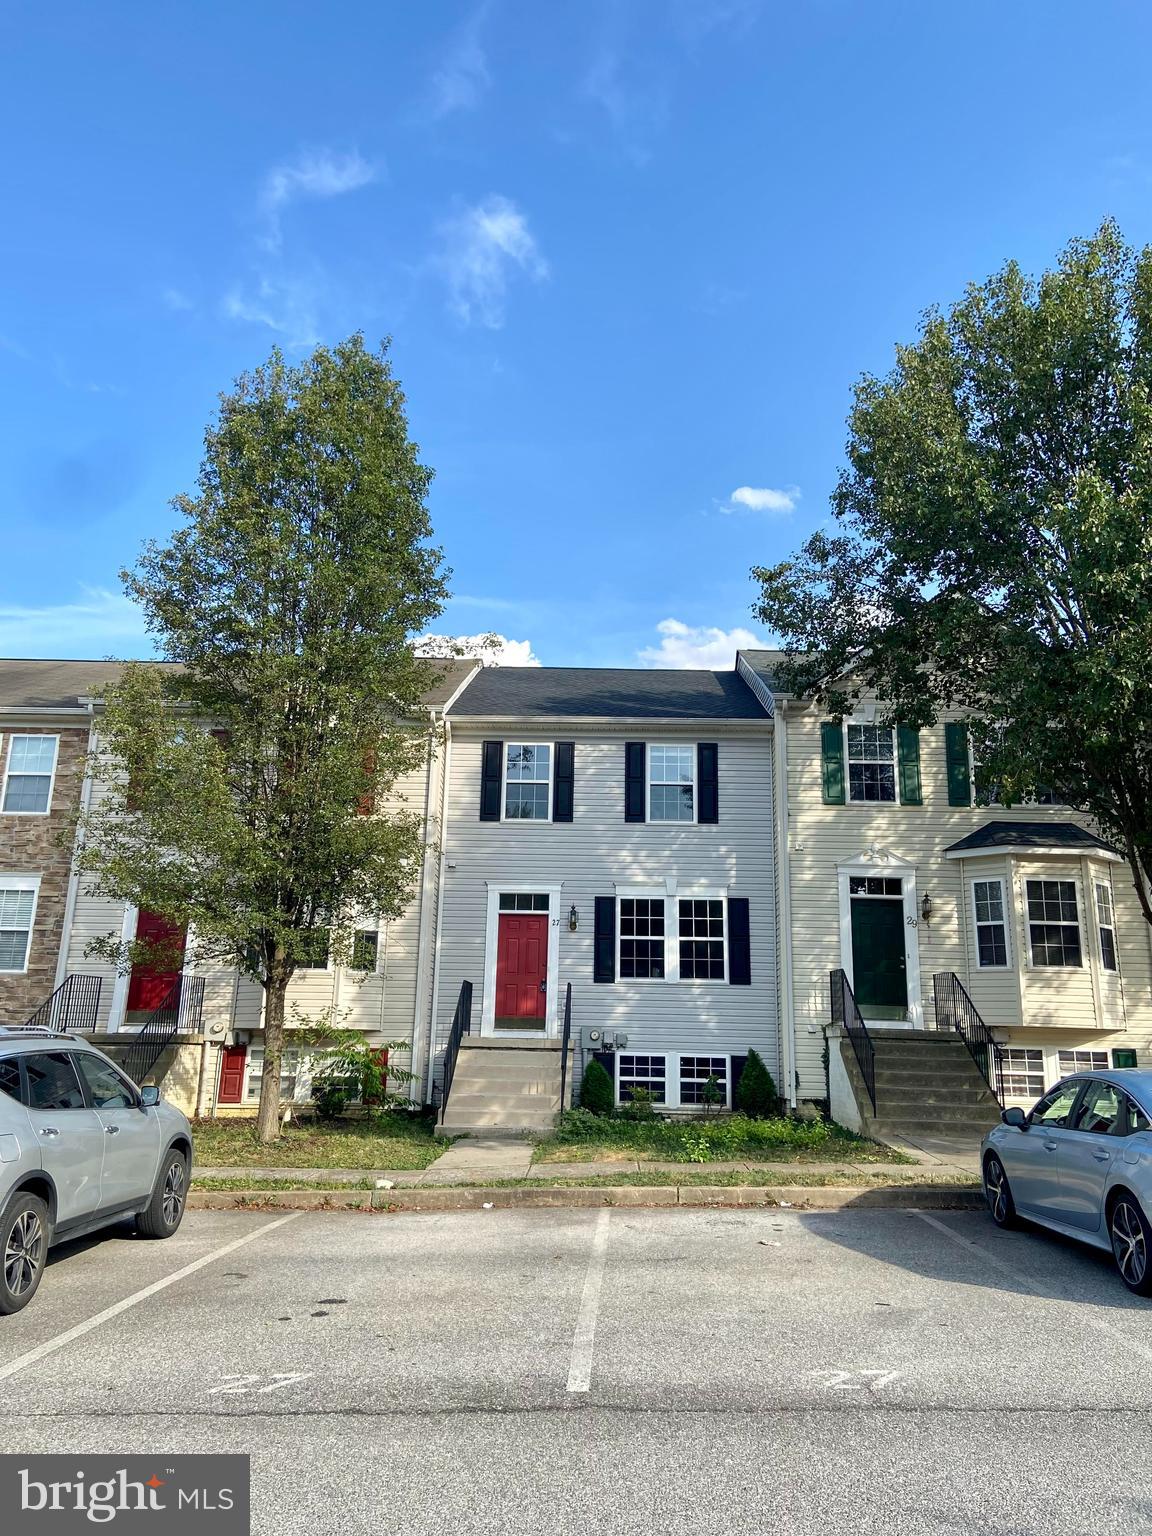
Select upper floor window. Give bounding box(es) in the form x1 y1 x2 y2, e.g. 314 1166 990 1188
351 929 379 972
648 746 694 822
619 898 665 978
2 735 58 814
1094 882 1119 972
504 744 551 820
678 899 726 980
0 881 38 973
973 878 1009 968
846 724 896 803
1026 879 1082 967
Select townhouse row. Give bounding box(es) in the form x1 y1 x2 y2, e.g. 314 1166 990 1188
1 652 1149 1127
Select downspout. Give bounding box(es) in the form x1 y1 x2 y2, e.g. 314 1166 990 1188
54 710 98 991
408 708 441 1102
773 707 797 1107
424 716 453 1103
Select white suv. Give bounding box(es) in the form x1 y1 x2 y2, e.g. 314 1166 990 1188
0 1029 193 1313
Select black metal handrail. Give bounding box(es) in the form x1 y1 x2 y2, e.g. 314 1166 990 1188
559 982 573 1111
438 980 473 1125
830 968 876 1113
120 974 206 1087
933 971 1006 1106
22 974 103 1034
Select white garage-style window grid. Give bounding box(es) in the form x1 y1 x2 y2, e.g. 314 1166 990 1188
1057 1049 1109 1075
0 876 40 973
1094 881 1119 973
844 722 896 804
648 745 695 823
2 734 59 815
243 1045 315 1103
616 887 730 984
503 743 552 821
1025 878 1083 968
616 1052 731 1110
1001 1048 1044 1100
972 877 1010 968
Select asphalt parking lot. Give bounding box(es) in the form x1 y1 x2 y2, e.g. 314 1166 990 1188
0 1205 1149 1535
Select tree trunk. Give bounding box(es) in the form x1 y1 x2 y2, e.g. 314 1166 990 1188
256 968 290 1144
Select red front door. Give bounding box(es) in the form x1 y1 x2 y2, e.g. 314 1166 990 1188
125 909 186 1013
495 914 548 1028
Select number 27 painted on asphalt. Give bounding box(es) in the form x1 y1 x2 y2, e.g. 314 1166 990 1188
208 1373 313 1395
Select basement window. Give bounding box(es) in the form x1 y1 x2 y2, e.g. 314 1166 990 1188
617 1054 667 1104
1001 1048 1044 1101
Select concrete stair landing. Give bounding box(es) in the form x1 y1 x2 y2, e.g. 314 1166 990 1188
437 1037 572 1136
841 1028 1002 1144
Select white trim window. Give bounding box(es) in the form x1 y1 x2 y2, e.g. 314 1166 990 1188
351 929 380 972
972 878 1009 968
619 898 666 979
1001 1048 1044 1101
845 723 896 803
616 1051 733 1109
1057 1049 1108 1076
618 1053 667 1103
0 877 38 973
1026 879 1082 967
503 744 551 820
678 1055 729 1107
1094 882 1119 973
244 1045 313 1103
648 746 695 822
678 898 726 981
2 735 58 815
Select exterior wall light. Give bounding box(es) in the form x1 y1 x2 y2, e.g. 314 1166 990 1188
568 904 579 932
921 893 933 925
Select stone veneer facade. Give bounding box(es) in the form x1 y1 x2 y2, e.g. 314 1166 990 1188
0 725 88 1021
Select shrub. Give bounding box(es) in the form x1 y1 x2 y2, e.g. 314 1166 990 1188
311 1076 354 1120
618 1086 658 1120
735 1049 780 1119
579 1059 615 1116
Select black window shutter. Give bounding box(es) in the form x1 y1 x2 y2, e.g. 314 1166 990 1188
697 742 719 823
897 725 923 805
729 1053 749 1108
625 742 646 823
480 740 503 821
945 722 971 806
820 722 846 804
593 897 616 982
728 897 751 985
553 742 575 822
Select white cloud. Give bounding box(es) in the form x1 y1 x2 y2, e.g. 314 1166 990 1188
0 587 149 655
637 618 765 669
438 195 548 328
161 287 193 313
222 275 323 350
417 631 541 666
259 149 376 250
582 50 670 168
427 10 491 118
724 485 799 515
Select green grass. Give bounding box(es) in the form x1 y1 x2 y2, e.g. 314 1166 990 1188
532 1110 910 1166
191 1113 445 1170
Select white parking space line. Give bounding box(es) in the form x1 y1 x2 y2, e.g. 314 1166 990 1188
912 1210 1152 1365
566 1208 611 1394
0 1213 302 1385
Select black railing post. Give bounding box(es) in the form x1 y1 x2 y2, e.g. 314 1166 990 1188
559 982 573 1112
438 980 473 1125
829 968 876 1113
121 974 205 1087
23 973 103 1034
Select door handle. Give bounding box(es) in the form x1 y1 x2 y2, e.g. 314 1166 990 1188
39 1127 60 1138
104 1125 120 1136
1043 1140 1058 1151
539 979 547 992
1092 1149 1111 1162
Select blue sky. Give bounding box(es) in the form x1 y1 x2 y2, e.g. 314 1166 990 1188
2 0 1150 666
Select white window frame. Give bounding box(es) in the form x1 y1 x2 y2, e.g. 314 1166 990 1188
843 720 897 805
614 1051 733 1110
351 927 381 974
2 734 59 816
1024 878 1084 969
647 744 696 824
617 891 667 983
677 896 728 983
1094 880 1119 974
1001 1047 1045 1102
0 874 40 974
1057 1049 1109 1077
615 884 731 986
243 1043 314 1104
501 742 553 823
971 877 1011 969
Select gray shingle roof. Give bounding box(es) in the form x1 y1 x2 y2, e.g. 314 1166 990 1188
0 656 478 713
447 667 769 720
943 821 1121 857
738 649 791 694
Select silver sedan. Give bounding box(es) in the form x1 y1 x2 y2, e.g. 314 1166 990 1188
981 1069 1152 1295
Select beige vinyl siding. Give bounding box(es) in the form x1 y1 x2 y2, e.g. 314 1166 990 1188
783 699 1152 1097
434 727 778 1088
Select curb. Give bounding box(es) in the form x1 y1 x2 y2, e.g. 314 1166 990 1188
188 1183 985 1214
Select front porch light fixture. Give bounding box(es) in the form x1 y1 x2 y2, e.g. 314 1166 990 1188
568 904 579 932
921 893 933 926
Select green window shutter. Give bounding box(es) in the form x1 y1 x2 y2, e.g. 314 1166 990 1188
820 722 845 804
897 725 922 805
944 722 971 806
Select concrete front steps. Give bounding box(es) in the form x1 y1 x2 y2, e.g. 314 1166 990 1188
842 1028 1002 1142
438 1037 573 1136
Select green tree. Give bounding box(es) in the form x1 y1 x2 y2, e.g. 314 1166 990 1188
734 1049 779 1119
77 336 449 1141
754 222 1152 925
579 1059 615 1116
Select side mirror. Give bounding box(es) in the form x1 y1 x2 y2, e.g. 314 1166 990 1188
1001 1106 1028 1130
139 1085 161 1108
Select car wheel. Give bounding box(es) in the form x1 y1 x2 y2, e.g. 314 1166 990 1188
984 1153 1017 1229
0 1192 50 1315
1108 1193 1152 1297
136 1150 188 1240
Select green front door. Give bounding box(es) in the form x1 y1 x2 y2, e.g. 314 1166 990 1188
850 898 908 1019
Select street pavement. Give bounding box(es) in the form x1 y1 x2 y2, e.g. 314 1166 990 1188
0 1206 1148 1534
